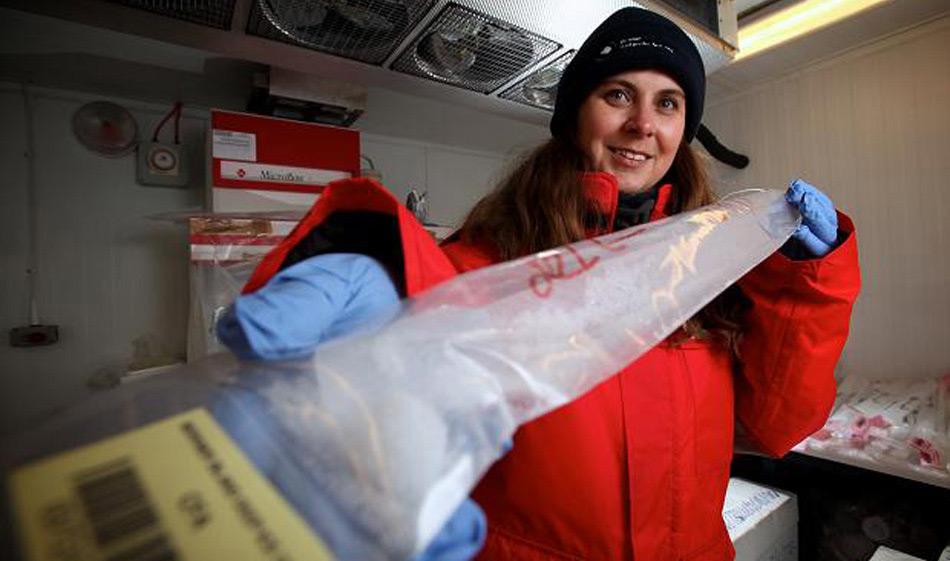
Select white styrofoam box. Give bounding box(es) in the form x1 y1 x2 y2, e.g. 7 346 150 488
723 478 798 561
868 546 925 561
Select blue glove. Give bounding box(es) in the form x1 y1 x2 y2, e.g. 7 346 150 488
210 373 488 561
783 178 840 258
214 252 488 560
216 253 401 360
413 499 487 561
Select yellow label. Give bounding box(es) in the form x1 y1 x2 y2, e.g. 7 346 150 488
9 408 334 561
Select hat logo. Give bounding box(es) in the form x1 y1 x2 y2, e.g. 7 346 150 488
599 45 612 55
618 36 674 54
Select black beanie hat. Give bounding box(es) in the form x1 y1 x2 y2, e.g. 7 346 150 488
550 7 706 142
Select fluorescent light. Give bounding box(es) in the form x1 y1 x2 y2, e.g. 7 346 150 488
737 0 890 60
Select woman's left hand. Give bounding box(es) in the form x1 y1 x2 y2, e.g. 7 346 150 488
784 178 840 257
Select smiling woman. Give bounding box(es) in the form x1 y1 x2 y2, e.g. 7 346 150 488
575 71 686 193
433 6 861 560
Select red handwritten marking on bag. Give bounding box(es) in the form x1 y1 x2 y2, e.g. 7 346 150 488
528 229 646 298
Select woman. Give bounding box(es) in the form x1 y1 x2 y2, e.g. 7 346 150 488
223 7 860 561
436 7 859 560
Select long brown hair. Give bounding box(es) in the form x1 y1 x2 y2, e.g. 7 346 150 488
460 137 587 260
458 137 749 357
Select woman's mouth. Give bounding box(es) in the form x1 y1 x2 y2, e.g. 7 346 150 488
609 147 651 166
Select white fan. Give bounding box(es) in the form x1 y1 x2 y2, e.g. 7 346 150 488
72 101 139 157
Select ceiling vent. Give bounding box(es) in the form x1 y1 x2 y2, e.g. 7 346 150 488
106 0 236 29
16 0 738 122
499 49 574 111
388 2 560 94
249 0 436 65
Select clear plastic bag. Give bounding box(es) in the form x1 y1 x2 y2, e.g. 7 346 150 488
807 374 950 478
5 189 798 560
187 217 296 361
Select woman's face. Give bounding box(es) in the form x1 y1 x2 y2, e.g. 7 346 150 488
575 69 686 193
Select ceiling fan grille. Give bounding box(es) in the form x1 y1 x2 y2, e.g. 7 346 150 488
248 0 436 65
390 2 560 95
106 0 236 29
499 49 574 111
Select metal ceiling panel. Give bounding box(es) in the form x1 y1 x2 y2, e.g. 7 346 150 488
14 0 741 122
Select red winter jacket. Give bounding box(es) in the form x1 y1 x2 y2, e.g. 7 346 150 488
245 173 861 561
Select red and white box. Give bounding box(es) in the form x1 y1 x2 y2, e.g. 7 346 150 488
208 110 360 212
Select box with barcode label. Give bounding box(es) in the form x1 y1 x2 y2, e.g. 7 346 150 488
8 408 333 561
723 478 798 561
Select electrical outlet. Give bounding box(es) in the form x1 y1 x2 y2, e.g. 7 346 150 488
136 141 189 188
10 325 59 347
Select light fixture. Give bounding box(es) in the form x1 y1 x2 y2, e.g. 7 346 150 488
737 0 889 60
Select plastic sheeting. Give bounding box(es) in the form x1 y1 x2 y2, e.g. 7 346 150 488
804 374 950 486
187 216 296 360
4 189 799 560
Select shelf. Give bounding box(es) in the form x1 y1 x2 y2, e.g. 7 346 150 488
790 444 950 490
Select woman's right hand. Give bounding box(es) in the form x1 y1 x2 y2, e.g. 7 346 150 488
216 253 401 361
215 252 489 560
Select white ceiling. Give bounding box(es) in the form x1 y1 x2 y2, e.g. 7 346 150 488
707 0 950 105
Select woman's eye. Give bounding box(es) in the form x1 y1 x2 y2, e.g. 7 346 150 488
659 97 680 111
605 89 631 104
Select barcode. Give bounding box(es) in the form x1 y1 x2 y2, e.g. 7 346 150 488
73 458 178 561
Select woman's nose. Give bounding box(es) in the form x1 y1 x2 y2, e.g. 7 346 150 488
623 108 656 137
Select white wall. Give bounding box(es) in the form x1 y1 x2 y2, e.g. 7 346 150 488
0 87 209 434
361 133 511 227
0 83 543 435
703 16 950 380
360 85 546 227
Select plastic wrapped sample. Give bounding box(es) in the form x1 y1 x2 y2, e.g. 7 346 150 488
807 374 950 479
6 189 799 561
188 217 296 361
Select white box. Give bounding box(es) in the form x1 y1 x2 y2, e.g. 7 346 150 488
868 546 925 561
723 478 798 561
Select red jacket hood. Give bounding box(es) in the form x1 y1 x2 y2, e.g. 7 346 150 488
243 177 457 296
581 172 674 235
